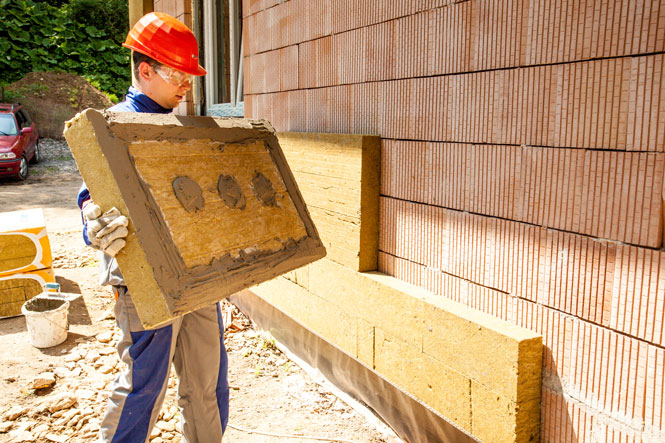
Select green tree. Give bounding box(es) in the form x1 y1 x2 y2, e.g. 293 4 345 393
0 0 130 97
66 0 129 44
32 0 69 6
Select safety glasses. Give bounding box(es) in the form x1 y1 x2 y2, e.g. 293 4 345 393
154 65 193 88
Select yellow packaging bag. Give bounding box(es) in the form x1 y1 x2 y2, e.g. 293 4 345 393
0 208 53 276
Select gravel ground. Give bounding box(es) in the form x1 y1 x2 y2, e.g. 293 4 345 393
30 138 78 177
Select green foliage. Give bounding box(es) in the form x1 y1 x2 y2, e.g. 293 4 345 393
0 0 130 97
66 0 129 44
4 82 49 101
105 92 120 104
0 87 19 103
32 0 69 7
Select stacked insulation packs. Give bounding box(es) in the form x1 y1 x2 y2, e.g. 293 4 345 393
0 208 55 317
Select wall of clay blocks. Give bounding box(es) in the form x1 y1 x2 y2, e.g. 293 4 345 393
242 0 665 440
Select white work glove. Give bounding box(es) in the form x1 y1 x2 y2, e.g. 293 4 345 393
83 203 103 249
83 204 129 257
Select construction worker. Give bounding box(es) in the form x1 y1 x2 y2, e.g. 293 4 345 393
76 12 229 442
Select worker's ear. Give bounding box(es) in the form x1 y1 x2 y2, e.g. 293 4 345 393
137 61 153 83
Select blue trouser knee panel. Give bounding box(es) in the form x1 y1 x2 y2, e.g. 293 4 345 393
112 327 173 443
101 288 229 443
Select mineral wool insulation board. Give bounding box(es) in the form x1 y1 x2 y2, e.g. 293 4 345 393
0 208 52 276
64 109 326 328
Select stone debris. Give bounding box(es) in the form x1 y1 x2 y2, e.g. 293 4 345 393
46 393 77 413
52 367 71 379
11 421 34 433
45 432 68 443
100 346 116 355
4 406 29 421
96 331 113 343
0 305 199 441
30 372 56 390
1 303 238 441
99 363 115 374
156 419 176 432
76 388 96 401
51 231 98 269
53 409 77 426
160 406 177 422
33 423 49 434
8 429 35 442
64 350 82 363
84 349 101 364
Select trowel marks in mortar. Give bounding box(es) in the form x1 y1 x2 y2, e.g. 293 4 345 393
217 174 246 210
173 176 205 212
251 172 278 207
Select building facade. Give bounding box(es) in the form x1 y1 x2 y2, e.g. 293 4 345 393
136 1 665 441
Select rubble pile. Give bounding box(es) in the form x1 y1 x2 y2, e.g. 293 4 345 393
0 300 394 443
0 302 312 443
1 327 122 442
0 304 247 443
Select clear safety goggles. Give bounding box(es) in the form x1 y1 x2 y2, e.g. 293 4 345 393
154 65 193 88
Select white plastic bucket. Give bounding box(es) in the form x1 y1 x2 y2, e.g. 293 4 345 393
22 297 70 348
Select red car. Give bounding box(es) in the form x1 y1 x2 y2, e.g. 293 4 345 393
0 103 40 181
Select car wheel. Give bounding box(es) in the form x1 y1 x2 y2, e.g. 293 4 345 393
29 140 40 164
17 156 29 181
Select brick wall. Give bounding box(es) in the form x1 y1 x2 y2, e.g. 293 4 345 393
243 0 665 440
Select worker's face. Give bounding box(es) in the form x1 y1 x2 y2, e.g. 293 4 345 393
136 62 193 110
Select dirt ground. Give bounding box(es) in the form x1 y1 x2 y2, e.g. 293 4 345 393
0 140 399 443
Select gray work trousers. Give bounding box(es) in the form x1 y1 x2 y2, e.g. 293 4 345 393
99 286 229 442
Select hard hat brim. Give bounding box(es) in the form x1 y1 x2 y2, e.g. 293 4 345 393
123 43 207 76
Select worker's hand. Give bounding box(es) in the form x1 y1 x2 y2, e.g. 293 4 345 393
95 208 129 257
83 203 103 249
83 204 129 257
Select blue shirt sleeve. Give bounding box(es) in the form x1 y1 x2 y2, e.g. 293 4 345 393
77 183 89 209
77 182 92 245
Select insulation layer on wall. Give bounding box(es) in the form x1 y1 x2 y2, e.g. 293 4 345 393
241 0 665 441
252 259 543 442
269 131 542 439
277 132 380 271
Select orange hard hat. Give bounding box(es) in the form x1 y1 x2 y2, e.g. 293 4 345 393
123 12 206 76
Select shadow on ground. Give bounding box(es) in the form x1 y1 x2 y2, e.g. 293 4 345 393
0 172 81 212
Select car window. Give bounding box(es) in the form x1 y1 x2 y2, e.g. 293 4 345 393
18 109 31 127
15 110 26 128
0 114 18 136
